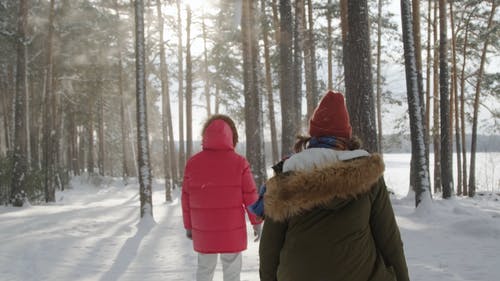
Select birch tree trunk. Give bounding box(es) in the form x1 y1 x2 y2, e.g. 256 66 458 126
134 0 153 218
412 0 430 183
401 0 432 207
412 0 427 153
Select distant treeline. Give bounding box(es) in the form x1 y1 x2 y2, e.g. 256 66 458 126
153 134 499 162
381 135 500 153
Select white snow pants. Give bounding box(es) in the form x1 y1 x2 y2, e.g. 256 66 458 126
196 252 242 281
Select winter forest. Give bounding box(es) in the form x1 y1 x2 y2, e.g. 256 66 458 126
0 0 499 279
2 0 498 207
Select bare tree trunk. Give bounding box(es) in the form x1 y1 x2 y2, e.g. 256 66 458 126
412 0 427 144
11 0 29 206
176 0 185 176
127 105 138 177
340 0 348 45
425 0 432 158
303 0 318 122
411 0 422 89
79 125 85 175
134 0 153 218
29 77 40 171
271 0 281 43
469 1 496 198
242 0 267 187
41 0 56 202
412 0 430 178
114 0 130 183
54 81 63 188
376 0 383 153
401 0 432 207
304 3 314 121
261 0 279 164
293 0 304 128
1 69 11 153
449 0 462 195
279 0 296 156
2 65 16 151
439 0 453 199
185 6 193 159
202 15 211 117
344 0 378 153
87 97 94 174
432 0 441 194
459 11 473 197
156 0 177 199
98 86 105 176
7 66 15 151
214 85 220 114
69 108 79 175
327 0 333 90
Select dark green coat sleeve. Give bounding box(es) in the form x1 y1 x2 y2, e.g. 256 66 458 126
259 218 288 281
370 177 410 281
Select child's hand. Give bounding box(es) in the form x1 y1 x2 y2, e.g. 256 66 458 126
253 224 262 242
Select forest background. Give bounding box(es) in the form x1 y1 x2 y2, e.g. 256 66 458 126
0 0 498 209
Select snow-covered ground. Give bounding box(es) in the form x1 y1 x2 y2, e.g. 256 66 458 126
1 153 499 281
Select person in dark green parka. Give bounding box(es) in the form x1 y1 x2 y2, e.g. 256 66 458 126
258 91 410 281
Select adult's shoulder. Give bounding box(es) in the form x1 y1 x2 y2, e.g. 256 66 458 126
282 148 371 172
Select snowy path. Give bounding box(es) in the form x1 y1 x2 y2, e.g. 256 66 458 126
1 158 500 281
0 178 261 281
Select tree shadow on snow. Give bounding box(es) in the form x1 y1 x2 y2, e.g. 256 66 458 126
98 216 155 281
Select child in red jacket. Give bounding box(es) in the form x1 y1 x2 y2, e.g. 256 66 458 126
182 114 262 281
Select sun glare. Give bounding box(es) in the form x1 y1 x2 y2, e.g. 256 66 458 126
185 0 214 10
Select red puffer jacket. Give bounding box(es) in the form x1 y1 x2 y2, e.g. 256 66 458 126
182 118 260 253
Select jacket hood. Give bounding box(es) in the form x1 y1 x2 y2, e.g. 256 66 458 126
264 152 385 221
202 119 234 150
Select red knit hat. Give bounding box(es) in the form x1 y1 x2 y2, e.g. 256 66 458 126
309 91 352 138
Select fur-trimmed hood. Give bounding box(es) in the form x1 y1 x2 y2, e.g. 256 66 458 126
264 150 385 221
